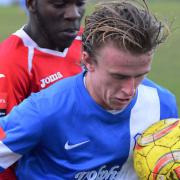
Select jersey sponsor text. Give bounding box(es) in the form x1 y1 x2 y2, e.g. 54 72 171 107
75 165 121 180
40 72 63 88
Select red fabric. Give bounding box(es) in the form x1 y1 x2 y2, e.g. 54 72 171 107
0 127 6 140
0 31 82 114
0 28 83 180
0 167 16 180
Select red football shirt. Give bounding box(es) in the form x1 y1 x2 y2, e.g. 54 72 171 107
0 28 82 114
0 27 83 179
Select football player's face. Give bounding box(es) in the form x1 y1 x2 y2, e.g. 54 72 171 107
83 43 153 110
32 0 85 50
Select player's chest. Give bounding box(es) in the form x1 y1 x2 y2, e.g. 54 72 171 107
30 55 82 91
41 115 133 179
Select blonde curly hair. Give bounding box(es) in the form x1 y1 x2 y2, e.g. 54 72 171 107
83 0 169 58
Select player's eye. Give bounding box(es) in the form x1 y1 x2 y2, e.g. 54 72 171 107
53 1 65 8
112 74 127 80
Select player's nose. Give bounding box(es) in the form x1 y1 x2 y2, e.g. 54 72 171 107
64 4 81 19
121 77 135 97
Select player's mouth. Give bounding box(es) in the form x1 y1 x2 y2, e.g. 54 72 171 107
60 29 79 38
108 98 131 110
114 98 131 105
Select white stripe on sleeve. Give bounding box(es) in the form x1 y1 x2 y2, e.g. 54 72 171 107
0 141 22 169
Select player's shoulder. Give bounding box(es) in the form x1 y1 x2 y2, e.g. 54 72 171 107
30 73 82 109
141 78 178 118
142 78 175 98
14 73 82 127
0 30 27 63
142 78 177 113
0 31 25 51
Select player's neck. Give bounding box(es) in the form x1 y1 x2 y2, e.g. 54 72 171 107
24 24 58 51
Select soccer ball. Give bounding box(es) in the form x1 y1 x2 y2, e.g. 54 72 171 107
133 118 180 180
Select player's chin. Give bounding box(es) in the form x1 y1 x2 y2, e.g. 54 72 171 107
57 32 77 42
107 103 125 111
55 37 75 51
109 100 129 110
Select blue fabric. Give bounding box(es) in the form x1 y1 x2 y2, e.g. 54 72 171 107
0 72 178 179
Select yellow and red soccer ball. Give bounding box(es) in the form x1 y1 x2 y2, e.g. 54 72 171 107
133 118 180 180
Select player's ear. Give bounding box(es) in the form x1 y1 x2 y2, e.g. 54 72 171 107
26 0 36 13
81 51 95 72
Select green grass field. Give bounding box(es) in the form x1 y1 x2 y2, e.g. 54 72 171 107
0 1 180 114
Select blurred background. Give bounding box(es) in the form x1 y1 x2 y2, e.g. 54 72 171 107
0 0 180 113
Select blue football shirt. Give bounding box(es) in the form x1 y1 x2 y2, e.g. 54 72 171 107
0 72 178 179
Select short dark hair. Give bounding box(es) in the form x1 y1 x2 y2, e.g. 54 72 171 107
82 0 169 57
